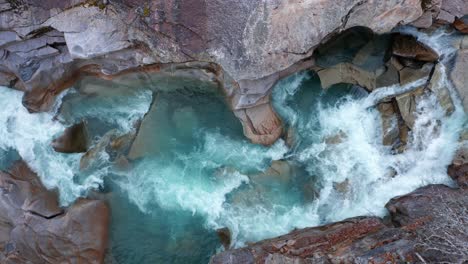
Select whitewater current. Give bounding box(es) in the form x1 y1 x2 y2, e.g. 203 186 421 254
0 27 466 262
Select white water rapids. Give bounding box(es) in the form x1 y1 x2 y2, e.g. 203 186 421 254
0 27 466 257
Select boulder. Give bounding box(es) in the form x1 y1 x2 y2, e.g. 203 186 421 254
448 145 468 188
448 162 468 188
0 161 109 264
454 15 468 33
0 0 426 145
251 160 294 185
234 103 283 146
449 50 468 112
211 185 468 264
377 102 400 146
81 129 136 170
216 227 231 250
434 0 468 24
51 121 88 153
392 34 439 62
427 63 455 114
395 87 425 129
395 63 434 129
317 62 384 91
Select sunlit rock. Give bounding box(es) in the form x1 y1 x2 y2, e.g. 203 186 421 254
0 161 109 263
216 227 231 250
80 127 136 171
234 103 283 146
251 160 294 185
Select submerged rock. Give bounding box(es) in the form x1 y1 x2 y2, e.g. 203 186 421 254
81 129 136 170
0 161 109 263
216 227 232 250
51 121 88 153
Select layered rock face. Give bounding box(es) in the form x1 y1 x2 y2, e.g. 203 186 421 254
0 0 438 145
211 185 468 264
0 161 109 263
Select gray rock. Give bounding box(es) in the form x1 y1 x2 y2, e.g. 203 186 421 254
449 50 468 112
0 0 427 145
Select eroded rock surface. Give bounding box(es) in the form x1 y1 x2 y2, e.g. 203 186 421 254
211 185 468 264
0 160 109 264
0 0 429 145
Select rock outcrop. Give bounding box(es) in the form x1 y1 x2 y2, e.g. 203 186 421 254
450 49 468 112
210 185 468 264
0 161 109 264
0 0 429 145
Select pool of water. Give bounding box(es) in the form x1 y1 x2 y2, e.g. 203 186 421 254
0 27 465 264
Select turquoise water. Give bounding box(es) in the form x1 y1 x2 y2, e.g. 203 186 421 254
0 28 465 264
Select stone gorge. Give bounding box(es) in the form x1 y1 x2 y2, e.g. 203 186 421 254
0 0 467 263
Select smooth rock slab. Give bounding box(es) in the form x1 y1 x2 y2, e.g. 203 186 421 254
0 161 109 264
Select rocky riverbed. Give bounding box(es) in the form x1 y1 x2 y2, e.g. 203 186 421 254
0 0 467 263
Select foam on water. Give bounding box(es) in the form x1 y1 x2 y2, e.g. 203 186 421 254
0 26 465 262
0 87 152 204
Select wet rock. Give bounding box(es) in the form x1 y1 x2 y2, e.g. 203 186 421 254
210 217 413 264
448 162 468 188
0 0 426 144
0 161 109 263
317 62 384 91
234 103 283 146
454 15 468 33
392 34 439 62
81 129 136 170
212 185 468 264
51 121 88 153
284 126 296 147
427 63 455 114
395 63 433 129
395 87 425 129
449 50 468 112
448 145 468 188
375 63 400 88
399 62 433 85
377 102 400 146
216 227 231 250
333 178 350 194
252 160 294 185
324 130 347 145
